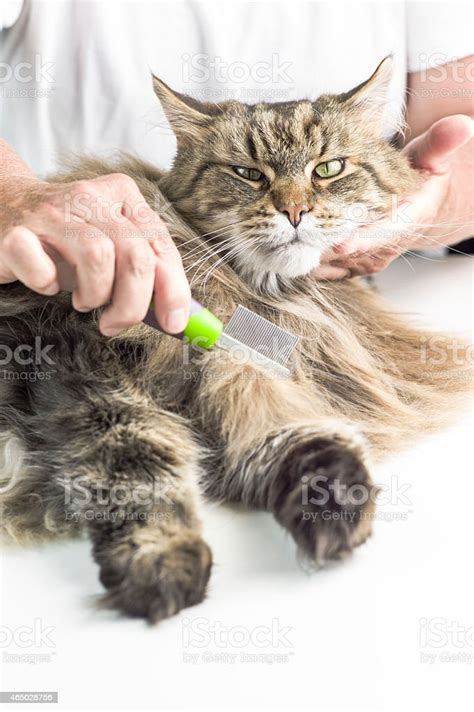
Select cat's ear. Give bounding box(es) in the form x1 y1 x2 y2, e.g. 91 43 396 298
341 56 394 129
152 74 212 138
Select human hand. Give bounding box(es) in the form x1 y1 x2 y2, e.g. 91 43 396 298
0 172 190 335
312 114 474 279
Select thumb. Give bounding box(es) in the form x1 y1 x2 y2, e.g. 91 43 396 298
404 114 473 174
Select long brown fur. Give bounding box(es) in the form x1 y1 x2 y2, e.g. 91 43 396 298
0 59 471 622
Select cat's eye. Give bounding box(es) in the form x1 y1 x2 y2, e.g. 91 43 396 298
314 159 345 179
232 166 264 181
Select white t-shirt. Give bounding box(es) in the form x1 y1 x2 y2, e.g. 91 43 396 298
1 0 472 177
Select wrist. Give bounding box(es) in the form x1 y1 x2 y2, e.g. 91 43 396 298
0 178 48 235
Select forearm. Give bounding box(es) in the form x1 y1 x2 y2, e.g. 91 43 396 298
0 139 38 184
405 55 474 141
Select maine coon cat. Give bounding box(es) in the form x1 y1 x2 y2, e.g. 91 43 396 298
0 58 470 622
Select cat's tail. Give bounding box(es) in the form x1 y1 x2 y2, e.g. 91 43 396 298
359 302 472 454
301 279 473 456
369 320 472 453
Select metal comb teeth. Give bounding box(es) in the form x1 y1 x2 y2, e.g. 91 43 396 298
222 304 299 370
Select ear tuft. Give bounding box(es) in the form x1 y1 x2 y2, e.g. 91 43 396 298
341 56 394 129
151 73 211 138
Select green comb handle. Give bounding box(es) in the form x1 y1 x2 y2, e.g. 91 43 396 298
144 298 223 350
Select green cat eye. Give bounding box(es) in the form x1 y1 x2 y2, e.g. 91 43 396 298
314 159 345 179
232 166 264 181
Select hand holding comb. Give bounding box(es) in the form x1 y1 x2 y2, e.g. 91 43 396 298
53 259 298 376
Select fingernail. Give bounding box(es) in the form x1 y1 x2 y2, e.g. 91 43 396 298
163 308 187 334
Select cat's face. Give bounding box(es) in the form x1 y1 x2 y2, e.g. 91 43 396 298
155 58 417 290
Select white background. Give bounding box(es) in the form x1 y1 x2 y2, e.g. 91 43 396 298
1 254 473 712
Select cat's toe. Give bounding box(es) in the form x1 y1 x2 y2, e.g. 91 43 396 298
269 435 375 562
96 532 212 623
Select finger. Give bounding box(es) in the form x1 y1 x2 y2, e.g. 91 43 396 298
152 245 191 334
99 223 157 335
0 225 60 293
122 198 191 334
331 250 396 276
37 223 115 311
311 265 351 280
19 204 116 308
330 239 360 256
71 226 116 311
404 115 474 174
70 173 190 332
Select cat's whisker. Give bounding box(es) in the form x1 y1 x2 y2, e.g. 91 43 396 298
181 226 246 256
403 250 445 263
396 252 417 272
185 233 245 269
179 219 255 248
182 225 252 250
199 241 258 294
182 234 236 262
179 228 239 256
186 245 241 277
180 222 258 262
398 234 456 249
188 235 250 286
347 216 473 231
389 230 471 254
192 231 258 290
186 246 238 279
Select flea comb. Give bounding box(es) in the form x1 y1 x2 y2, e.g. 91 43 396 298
144 299 299 377
51 259 298 374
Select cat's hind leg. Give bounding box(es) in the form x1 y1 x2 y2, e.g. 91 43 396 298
71 401 212 622
4 383 212 622
81 408 212 622
236 423 375 562
195 360 375 562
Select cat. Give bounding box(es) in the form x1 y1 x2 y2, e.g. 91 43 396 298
0 57 471 622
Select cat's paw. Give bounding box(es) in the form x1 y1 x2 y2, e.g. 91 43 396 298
96 532 212 623
269 434 375 562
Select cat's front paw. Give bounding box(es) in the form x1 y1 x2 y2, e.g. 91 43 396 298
270 434 375 562
96 532 212 623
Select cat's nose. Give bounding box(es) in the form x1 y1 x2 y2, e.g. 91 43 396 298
279 204 309 228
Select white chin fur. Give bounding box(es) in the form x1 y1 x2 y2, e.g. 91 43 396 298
236 240 323 281
234 213 345 291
